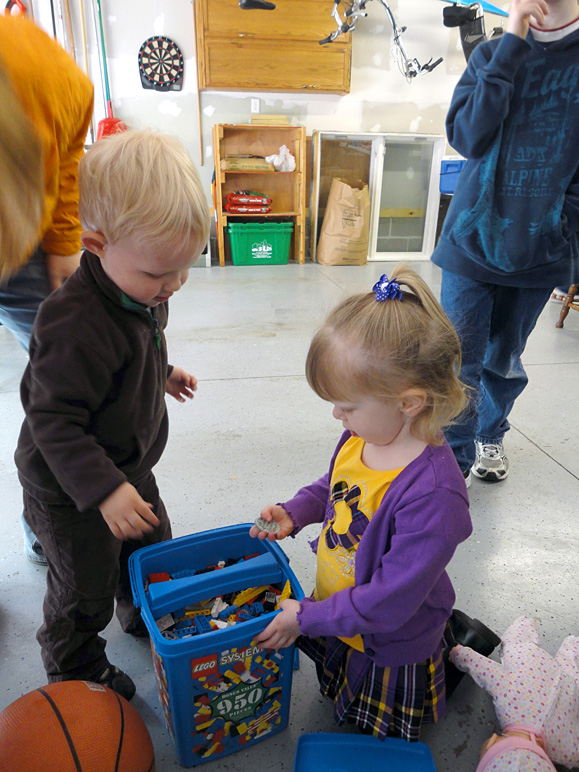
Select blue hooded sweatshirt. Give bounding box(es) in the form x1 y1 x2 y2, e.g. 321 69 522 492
432 28 579 288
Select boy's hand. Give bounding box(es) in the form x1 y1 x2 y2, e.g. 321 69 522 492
99 481 160 540
506 0 548 38
166 366 197 403
255 599 301 650
249 504 294 541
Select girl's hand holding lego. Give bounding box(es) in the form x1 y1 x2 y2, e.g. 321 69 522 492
99 481 161 540
166 366 197 403
507 0 548 38
256 599 301 650
249 504 294 541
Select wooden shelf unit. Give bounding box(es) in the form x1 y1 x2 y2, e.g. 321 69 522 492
212 124 306 266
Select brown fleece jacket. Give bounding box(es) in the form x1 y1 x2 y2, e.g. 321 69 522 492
15 251 173 512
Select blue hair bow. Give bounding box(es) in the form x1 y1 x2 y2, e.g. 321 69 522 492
372 274 403 302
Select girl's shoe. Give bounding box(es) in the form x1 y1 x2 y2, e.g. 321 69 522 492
449 609 501 655
472 441 509 482
445 610 501 698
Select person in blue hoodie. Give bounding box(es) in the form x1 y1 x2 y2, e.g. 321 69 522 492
432 0 579 486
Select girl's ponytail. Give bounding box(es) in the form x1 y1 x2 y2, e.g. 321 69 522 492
392 264 461 361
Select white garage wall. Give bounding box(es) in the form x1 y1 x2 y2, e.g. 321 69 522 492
31 0 509 193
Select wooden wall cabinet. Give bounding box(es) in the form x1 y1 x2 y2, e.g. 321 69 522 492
195 0 351 94
212 123 306 265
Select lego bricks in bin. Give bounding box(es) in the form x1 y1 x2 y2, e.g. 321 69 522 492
145 554 292 639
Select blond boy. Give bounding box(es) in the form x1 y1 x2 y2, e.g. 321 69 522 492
15 130 210 700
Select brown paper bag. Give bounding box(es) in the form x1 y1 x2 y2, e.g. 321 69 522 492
316 178 370 265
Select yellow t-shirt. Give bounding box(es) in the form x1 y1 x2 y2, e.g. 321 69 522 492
314 436 404 651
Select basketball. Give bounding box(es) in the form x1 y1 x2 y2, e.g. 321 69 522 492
0 681 155 772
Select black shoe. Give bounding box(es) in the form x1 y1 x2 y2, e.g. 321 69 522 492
449 609 501 653
93 665 136 701
445 609 501 698
124 616 149 638
239 0 276 8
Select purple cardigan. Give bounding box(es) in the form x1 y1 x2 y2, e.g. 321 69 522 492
284 432 472 667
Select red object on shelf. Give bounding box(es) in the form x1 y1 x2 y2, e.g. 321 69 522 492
225 204 272 213
226 192 272 205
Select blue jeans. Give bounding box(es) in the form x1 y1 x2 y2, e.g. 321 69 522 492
0 246 50 351
440 270 552 472
0 247 51 555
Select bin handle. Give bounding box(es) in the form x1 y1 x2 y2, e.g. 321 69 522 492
277 549 290 565
128 555 141 609
146 551 283 619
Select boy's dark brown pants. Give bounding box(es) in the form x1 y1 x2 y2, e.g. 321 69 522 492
23 472 171 682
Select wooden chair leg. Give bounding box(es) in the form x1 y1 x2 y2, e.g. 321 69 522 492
556 283 579 328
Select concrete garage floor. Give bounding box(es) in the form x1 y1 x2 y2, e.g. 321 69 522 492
1 260 578 771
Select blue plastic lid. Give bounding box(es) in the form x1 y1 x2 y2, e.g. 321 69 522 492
293 733 437 772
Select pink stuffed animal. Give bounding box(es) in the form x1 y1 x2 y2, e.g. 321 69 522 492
450 616 579 771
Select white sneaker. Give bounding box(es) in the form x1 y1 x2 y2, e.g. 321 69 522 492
472 441 509 482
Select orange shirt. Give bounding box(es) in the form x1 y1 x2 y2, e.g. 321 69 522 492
0 15 94 256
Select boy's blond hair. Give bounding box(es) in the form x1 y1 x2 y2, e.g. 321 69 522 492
0 66 44 283
306 264 468 446
79 129 210 254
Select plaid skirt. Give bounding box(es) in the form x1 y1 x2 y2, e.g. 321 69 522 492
298 626 452 742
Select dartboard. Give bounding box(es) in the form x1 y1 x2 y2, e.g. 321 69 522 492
138 36 184 92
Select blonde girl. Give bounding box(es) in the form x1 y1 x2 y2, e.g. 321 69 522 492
250 266 473 741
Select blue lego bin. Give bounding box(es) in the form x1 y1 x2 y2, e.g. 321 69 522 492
129 523 304 767
293 733 437 772
440 158 466 194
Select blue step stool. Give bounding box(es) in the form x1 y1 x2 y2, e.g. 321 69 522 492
293 733 437 772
